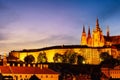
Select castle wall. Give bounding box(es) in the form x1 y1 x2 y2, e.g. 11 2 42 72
10 47 112 64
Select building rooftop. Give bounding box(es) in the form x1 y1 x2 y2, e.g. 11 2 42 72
104 35 120 45
0 65 59 74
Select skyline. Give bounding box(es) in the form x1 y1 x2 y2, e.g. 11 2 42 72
0 0 120 53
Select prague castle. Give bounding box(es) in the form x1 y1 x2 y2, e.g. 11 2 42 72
81 18 120 47
9 19 120 64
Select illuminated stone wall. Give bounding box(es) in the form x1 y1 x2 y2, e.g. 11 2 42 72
10 47 113 64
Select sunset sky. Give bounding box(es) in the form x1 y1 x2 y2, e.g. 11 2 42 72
0 0 120 53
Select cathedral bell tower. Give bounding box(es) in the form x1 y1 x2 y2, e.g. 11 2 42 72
81 25 87 45
92 18 105 47
87 26 92 46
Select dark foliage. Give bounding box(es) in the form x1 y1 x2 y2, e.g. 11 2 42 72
37 52 47 63
49 63 101 80
24 55 35 64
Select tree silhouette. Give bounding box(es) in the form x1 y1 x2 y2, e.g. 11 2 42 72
62 51 69 63
77 55 85 64
100 52 111 61
53 53 63 63
69 52 77 64
37 52 47 63
100 52 119 66
62 50 77 64
24 55 35 64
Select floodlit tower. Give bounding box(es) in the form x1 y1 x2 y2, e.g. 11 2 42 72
87 26 92 46
81 25 87 45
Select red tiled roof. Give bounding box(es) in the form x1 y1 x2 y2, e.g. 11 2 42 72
0 66 11 74
104 35 120 44
0 66 58 74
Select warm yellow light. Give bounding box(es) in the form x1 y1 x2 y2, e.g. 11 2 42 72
82 61 85 64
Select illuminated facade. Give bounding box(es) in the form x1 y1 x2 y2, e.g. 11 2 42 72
81 18 120 47
9 19 120 64
101 65 120 79
0 56 59 80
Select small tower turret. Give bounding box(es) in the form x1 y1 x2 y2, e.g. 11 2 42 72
106 26 110 37
95 18 101 31
81 25 87 45
83 25 85 33
87 26 92 46
88 26 91 38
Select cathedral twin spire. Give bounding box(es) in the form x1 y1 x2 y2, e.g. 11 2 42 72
81 25 91 46
81 18 109 47
82 25 91 36
95 18 101 31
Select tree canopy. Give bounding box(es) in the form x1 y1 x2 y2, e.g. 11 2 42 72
100 52 111 61
53 50 85 64
24 55 35 64
77 55 85 64
53 53 63 63
37 52 47 63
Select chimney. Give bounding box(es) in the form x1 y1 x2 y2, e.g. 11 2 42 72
39 64 42 69
38 64 43 69
17 64 20 67
38 64 40 67
23 64 26 67
45 64 48 68
33 64 36 67
12 63 15 66
43 64 48 68
28 64 31 67
7 63 10 66
43 64 46 68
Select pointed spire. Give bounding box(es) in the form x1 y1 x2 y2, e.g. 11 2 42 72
107 26 110 37
82 25 85 33
95 18 101 31
81 25 87 45
96 18 99 26
88 26 91 36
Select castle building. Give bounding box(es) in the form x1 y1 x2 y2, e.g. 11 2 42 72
9 18 120 64
0 65 59 80
0 55 59 80
81 18 107 47
101 65 120 79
